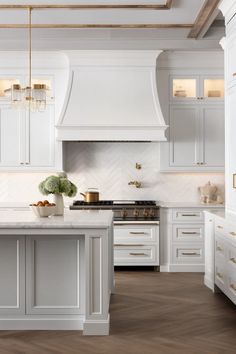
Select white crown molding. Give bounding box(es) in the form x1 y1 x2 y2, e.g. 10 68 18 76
219 0 236 21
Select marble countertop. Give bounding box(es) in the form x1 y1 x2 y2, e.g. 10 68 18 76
159 202 225 209
0 209 113 229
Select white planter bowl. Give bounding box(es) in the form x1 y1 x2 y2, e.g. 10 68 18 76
30 205 57 218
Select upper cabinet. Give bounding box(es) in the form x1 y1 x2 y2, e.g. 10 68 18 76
168 105 224 170
171 75 224 103
159 60 225 172
0 76 62 171
0 105 62 171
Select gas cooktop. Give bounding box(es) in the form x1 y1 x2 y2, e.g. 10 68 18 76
70 200 159 221
72 200 157 207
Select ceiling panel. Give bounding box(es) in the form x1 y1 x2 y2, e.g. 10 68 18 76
0 0 205 25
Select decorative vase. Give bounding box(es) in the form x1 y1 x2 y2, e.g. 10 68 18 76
53 193 64 216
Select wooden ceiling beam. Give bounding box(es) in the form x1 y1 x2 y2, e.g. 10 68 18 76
0 23 192 29
0 2 173 10
188 0 221 38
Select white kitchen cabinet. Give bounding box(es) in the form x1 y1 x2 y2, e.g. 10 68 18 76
204 210 236 305
27 106 55 167
167 104 224 170
160 66 225 172
114 223 159 266
0 106 24 167
219 0 236 216
0 235 25 315
26 235 84 315
160 206 224 272
0 105 62 171
169 105 199 167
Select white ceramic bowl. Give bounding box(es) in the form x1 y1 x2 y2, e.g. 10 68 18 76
30 205 57 218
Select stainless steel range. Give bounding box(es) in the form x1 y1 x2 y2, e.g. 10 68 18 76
70 200 160 222
70 200 160 268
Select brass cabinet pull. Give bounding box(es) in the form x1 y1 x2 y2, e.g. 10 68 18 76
216 246 223 252
217 272 223 279
129 252 147 256
181 252 198 256
181 214 198 217
230 284 236 291
233 73 236 77
217 225 223 229
115 244 145 247
182 232 199 235
230 232 236 236
129 232 146 235
230 257 236 264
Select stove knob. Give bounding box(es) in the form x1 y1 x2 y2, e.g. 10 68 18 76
133 209 139 218
143 209 149 218
149 209 155 218
121 209 127 219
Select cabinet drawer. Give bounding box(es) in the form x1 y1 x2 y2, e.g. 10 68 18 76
215 220 236 241
114 245 157 265
172 244 204 264
227 275 236 305
172 209 203 222
172 224 203 242
227 246 236 269
215 238 226 260
215 264 226 291
114 225 158 243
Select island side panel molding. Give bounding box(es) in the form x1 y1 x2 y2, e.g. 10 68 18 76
0 235 25 315
26 235 84 315
84 229 110 335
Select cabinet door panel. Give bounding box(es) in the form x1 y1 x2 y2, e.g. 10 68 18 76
0 235 25 315
26 235 84 315
170 106 199 166
27 106 54 167
226 35 236 88
201 106 224 167
226 87 236 213
0 107 23 166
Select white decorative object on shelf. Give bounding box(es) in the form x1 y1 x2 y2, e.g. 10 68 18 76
199 181 217 204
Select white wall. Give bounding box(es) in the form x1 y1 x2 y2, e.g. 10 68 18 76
0 142 223 205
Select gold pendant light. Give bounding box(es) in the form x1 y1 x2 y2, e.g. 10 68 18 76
5 7 48 112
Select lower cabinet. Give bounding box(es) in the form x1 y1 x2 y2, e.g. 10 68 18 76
160 206 224 272
0 234 84 316
114 223 159 266
215 233 236 305
0 235 25 315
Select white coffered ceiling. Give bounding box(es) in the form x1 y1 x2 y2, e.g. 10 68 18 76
0 0 225 50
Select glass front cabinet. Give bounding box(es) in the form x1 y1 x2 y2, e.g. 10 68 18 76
171 75 224 102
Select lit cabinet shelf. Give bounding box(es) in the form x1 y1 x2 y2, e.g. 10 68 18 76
171 75 224 103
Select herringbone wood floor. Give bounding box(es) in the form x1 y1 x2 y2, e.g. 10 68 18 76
0 271 236 354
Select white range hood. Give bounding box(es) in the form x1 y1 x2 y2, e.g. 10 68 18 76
57 50 167 141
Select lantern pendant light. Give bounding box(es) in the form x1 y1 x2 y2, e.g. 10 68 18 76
6 7 48 112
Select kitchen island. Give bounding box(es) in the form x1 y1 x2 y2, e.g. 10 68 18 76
0 209 114 335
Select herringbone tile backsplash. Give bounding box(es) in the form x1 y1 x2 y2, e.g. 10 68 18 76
0 142 224 205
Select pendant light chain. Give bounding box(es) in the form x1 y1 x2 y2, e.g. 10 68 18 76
5 6 48 112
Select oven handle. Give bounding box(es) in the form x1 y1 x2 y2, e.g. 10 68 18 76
113 221 159 225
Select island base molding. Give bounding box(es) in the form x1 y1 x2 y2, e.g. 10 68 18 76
0 316 110 334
